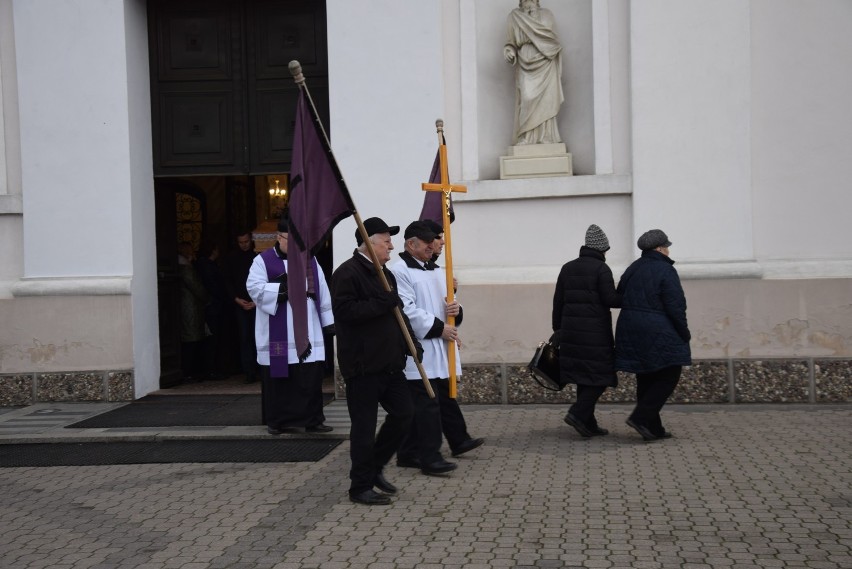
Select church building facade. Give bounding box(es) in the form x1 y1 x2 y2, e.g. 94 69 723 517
1 0 850 404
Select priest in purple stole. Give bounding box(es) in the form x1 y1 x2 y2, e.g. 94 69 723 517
247 215 335 434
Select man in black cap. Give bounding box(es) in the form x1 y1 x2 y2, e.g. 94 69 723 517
389 221 460 476
409 219 485 460
246 215 335 435
331 217 419 505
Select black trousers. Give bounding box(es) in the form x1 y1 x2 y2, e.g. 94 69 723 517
345 371 413 495
261 361 326 429
569 384 607 428
180 340 204 379
629 365 682 435
398 378 445 465
434 378 474 453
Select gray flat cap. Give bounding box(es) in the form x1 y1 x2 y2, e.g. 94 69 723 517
637 229 672 251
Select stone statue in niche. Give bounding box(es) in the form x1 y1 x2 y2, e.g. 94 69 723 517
503 0 564 146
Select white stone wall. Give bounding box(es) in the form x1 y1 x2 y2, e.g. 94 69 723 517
631 0 754 264
0 0 24 299
15 0 136 278
326 0 852 362
1 0 851 394
750 0 852 264
2 0 157 395
327 0 447 261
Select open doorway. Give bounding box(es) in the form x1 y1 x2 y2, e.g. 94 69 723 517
147 0 331 390
154 174 335 391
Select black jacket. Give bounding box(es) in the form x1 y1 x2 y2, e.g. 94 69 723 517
222 248 257 302
615 250 692 373
331 251 420 378
552 247 622 386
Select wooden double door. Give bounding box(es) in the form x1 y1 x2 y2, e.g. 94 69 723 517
149 0 329 387
149 0 329 176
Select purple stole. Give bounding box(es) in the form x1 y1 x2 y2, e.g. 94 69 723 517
260 248 321 378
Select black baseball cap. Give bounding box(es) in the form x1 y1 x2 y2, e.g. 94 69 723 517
403 221 438 242
356 217 400 245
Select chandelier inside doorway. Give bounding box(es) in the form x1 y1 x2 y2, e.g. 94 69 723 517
267 174 289 219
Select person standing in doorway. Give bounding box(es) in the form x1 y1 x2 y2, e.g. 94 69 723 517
246 216 334 435
177 241 209 383
552 224 622 437
195 238 228 380
223 230 258 384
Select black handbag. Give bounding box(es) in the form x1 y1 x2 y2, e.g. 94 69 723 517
528 333 568 391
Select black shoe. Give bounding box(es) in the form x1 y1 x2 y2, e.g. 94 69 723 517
451 437 484 457
374 472 398 495
349 489 391 505
588 425 609 436
306 424 333 433
564 412 593 437
654 430 673 439
626 418 658 441
396 457 421 469
421 459 457 476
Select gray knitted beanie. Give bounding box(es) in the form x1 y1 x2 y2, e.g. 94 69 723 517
584 224 610 252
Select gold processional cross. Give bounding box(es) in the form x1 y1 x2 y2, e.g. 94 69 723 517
421 120 467 398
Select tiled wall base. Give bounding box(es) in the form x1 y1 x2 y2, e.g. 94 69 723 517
337 359 852 404
0 371 134 405
8 360 846 405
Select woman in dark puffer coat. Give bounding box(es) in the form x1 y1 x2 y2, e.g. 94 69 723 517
615 229 691 441
552 224 622 437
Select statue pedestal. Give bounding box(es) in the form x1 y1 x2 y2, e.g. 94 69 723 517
499 143 573 180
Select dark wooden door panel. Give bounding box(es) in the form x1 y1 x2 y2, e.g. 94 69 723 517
149 0 246 176
150 0 328 177
248 0 327 79
158 91 239 169
246 0 328 174
154 3 234 81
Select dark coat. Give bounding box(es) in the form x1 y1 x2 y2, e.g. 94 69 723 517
331 251 420 378
614 250 692 373
222 248 257 303
552 247 622 387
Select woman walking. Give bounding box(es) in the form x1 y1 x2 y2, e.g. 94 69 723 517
615 229 691 441
552 224 622 437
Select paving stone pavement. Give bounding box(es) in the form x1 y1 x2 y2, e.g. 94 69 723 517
0 404 850 569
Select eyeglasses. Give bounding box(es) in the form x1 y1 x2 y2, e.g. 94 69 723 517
277 233 288 239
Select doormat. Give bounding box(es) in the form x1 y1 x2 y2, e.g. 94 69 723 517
65 393 332 429
0 439 343 467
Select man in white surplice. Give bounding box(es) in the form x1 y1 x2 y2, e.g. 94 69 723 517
246 215 334 435
388 221 462 476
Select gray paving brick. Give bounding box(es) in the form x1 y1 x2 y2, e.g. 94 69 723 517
0 405 850 568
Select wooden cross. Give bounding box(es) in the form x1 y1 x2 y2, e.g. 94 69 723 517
421 119 467 398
